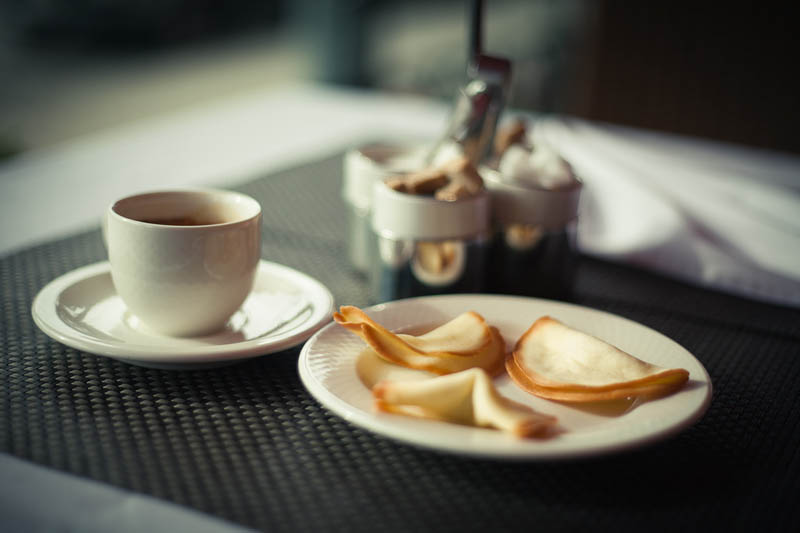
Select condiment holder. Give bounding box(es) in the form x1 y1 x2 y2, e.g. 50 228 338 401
342 143 426 275
369 181 491 303
342 139 583 303
482 167 582 299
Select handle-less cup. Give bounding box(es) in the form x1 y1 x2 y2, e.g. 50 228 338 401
105 189 262 337
481 167 582 300
343 143 428 274
369 181 491 303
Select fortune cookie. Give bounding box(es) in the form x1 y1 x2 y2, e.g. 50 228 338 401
374 368 557 438
333 306 506 376
507 316 689 402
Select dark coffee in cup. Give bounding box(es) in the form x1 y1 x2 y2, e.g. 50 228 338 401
137 216 223 226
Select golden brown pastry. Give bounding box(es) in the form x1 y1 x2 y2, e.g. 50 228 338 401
333 306 506 376
373 368 557 438
507 316 689 402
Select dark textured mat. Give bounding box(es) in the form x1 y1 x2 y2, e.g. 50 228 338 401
2 154 799 532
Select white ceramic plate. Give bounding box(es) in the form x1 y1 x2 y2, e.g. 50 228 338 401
33 260 334 369
298 294 712 460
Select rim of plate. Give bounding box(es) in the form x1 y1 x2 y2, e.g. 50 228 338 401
32 260 334 362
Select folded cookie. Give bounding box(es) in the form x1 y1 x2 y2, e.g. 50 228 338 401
374 368 557 438
333 306 506 376
507 316 689 402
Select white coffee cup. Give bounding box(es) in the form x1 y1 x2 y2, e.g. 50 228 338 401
105 189 262 337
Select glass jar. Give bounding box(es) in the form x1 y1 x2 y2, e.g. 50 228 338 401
482 167 582 300
342 143 426 276
369 181 491 303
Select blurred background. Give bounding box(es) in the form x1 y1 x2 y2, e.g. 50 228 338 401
0 0 796 160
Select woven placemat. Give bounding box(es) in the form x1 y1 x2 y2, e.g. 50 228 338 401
2 154 799 532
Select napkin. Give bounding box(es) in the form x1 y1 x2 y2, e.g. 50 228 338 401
534 118 800 308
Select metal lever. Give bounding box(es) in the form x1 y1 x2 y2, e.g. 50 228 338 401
428 0 512 166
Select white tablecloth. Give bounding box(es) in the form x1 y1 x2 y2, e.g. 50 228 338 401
1 83 798 307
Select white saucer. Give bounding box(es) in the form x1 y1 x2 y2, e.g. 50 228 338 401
33 260 334 369
298 294 712 460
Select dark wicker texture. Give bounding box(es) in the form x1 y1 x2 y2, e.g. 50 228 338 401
2 154 799 532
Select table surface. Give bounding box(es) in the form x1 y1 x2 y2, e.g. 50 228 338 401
2 151 800 532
